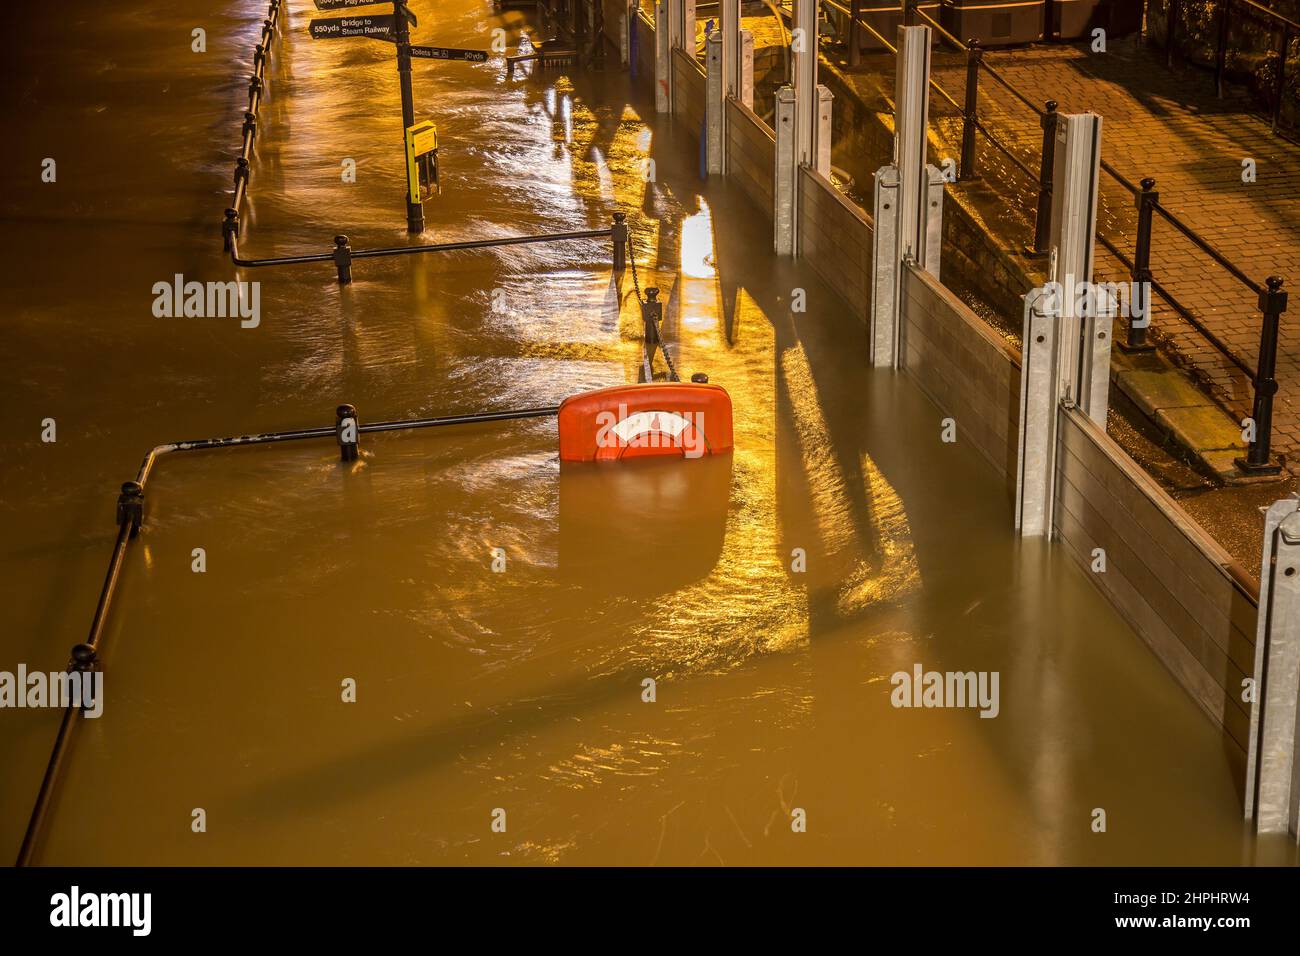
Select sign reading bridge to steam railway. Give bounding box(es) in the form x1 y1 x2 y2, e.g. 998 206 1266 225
409 45 489 63
308 15 397 41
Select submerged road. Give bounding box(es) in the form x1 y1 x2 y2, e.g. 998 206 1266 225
1 0 1295 865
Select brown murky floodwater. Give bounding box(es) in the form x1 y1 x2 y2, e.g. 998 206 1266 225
1 0 1296 866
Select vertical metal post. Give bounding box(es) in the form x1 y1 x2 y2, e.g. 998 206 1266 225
1124 178 1158 351
924 163 944 279
394 0 423 234
1015 286 1061 537
1166 0 1179 68
655 0 671 113
1032 100 1058 256
894 26 932 272
706 32 724 174
960 41 981 181
849 0 861 68
336 404 359 462
612 212 629 272
815 85 834 178
868 24 931 369
333 235 353 284
793 0 819 169
1273 28 1290 134
1214 0 1229 98
870 164 900 367
1239 277 1287 473
903 0 915 27
774 86 797 255
739 29 755 108
1049 112 1107 423
721 0 739 98
1246 497 1300 840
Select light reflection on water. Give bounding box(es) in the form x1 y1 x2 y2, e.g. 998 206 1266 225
0 0 1294 866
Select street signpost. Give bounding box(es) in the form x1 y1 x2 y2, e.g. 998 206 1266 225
307 0 488 233
408 45 488 63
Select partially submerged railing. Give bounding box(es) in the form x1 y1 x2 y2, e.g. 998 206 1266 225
16 402 561 866
220 0 627 281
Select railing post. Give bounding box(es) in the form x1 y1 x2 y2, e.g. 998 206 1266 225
612 212 629 272
116 481 145 538
960 41 982 181
222 208 241 253
1239 276 1287 473
1272 27 1290 134
1166 0 1179 68
1124 177 1158 352
333 235 353 284
902 0 915 27
849 0 861 68
336 404 359 462
1214 0 1230 98
1031 100 1057 256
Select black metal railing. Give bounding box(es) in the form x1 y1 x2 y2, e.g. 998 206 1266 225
1164 0 1300 134
826 0 1288 472
218 0 628 280
15 402 562 866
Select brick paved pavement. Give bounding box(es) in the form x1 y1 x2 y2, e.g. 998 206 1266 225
913 35 1300 461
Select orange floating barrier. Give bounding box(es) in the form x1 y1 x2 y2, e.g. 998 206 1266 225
557 382 734 462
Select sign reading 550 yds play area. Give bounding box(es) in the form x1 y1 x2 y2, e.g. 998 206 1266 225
308 15 397 41
313 0 392 9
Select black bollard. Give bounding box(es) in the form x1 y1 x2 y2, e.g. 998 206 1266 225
333 236 353 285
116 481 145 538
336 405 359 462
612 212 629 273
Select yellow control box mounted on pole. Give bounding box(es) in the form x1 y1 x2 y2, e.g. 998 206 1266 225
404 121 439 205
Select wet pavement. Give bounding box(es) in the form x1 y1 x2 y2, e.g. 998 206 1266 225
1 0 1296 866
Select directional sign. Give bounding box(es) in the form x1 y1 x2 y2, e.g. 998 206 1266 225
408 45 489 63
313 0 389 10
308 15 396 41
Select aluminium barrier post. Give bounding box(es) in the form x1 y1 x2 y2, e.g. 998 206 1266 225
1246 496 1300 841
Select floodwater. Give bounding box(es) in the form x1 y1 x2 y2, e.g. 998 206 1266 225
1 0 1296 866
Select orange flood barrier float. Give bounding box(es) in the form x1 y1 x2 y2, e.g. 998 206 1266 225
557 382 734 462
